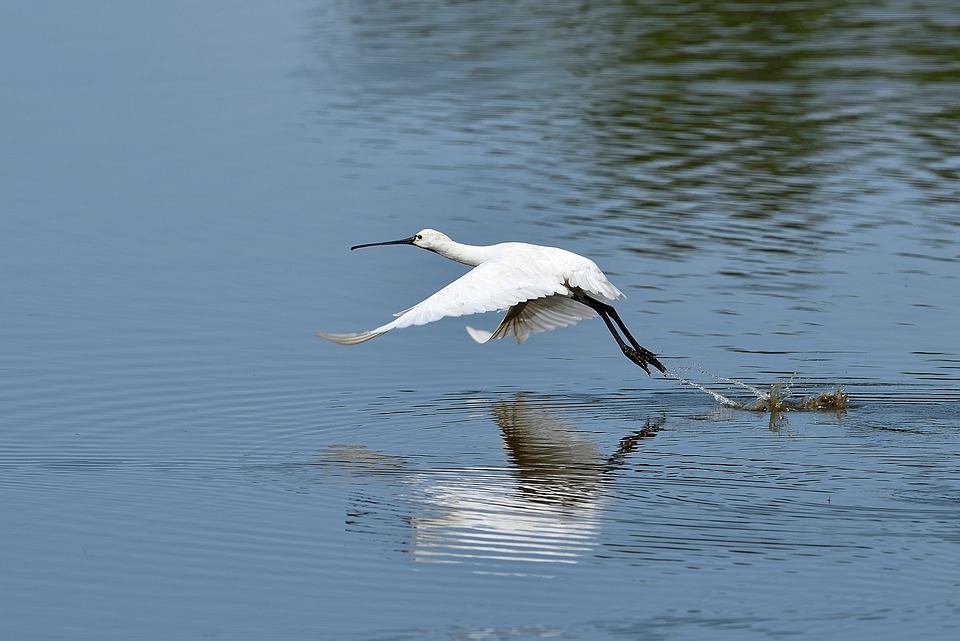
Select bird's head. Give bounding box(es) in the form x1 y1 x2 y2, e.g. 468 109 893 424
351 229 451 252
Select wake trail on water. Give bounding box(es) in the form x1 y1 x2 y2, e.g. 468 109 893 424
664 368 741 407
663 366 848 413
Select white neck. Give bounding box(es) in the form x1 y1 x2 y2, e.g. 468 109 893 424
427 238 492 267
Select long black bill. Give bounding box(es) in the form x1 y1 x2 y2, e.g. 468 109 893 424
350 235 418 251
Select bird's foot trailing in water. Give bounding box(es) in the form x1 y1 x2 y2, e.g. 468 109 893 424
624 346 666 376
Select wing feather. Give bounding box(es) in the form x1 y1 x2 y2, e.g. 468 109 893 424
466 295 597 345
568 267 624 301
316 259 569 345
389 259 568 328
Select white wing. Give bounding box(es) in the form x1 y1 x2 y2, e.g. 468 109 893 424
465 295 598 345
567 266 624 301
316 258 570 345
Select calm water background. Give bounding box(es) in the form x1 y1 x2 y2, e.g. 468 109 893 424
2 1 959 639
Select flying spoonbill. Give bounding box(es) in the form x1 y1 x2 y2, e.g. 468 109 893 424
316 229 666 375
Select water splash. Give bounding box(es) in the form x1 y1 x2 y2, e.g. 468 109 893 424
664 369 740 407
694 368 770 400
665 367 848 413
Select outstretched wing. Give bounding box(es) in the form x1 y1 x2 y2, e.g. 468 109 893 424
465 295 597 345
316 258 570 345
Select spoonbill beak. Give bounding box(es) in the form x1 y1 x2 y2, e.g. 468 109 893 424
351 235 418 251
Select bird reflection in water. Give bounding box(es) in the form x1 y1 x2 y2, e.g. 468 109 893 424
409 397 662 568
329 394 662 569
492 396 660 508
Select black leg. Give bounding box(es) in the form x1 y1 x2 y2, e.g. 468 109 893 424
572 294 666 375
603 305 666 374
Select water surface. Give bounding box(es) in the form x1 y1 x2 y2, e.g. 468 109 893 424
1 1 958 640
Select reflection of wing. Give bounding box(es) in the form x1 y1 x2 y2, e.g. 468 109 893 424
411 479 601 566
316 259 570 345
466 296 598 344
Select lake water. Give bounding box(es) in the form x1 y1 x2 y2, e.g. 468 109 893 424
1 1 958 639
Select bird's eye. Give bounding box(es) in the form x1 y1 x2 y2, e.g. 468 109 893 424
416 234 423 240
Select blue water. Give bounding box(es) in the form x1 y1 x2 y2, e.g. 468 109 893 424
1 1 959 639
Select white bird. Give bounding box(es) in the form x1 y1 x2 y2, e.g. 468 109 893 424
316 229 665 375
